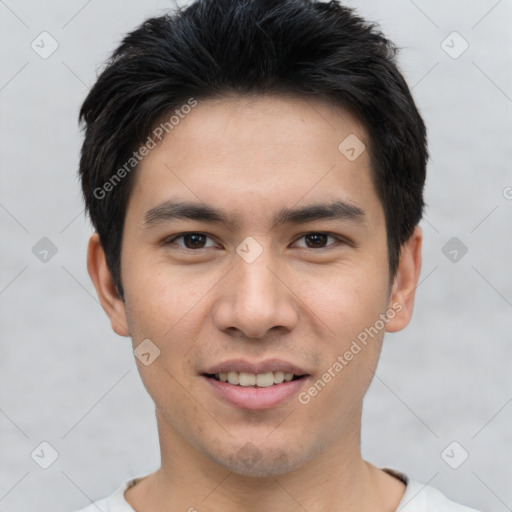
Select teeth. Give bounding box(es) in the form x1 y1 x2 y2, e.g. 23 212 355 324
273 371 284 383
227 371 239 385
238 372 256 386
256 372 274 387
214 371 301 387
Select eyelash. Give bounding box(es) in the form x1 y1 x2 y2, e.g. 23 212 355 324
162 232 347 251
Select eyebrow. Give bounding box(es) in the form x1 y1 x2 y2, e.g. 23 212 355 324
143 199 366 230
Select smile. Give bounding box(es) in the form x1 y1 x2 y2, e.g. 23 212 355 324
207 371 306 387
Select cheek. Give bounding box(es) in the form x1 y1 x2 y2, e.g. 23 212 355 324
137 358 209 448
308 261 390 407
124 262 214 381
307 263 390 337
124 260 204 335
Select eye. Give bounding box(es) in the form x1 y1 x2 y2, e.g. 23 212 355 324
163 231 345 251
164 232 218 250
293 232 341 249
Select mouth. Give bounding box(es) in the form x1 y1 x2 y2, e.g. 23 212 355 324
204 371 308 387
201 361 311 410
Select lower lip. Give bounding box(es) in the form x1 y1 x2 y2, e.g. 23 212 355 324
203 376 309 410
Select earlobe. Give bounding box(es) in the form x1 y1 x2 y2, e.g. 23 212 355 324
87 233 130 337
385 226 423 333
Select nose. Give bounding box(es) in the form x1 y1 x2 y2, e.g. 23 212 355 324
212 245 299 340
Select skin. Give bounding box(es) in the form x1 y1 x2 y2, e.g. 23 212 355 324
88 93 422 512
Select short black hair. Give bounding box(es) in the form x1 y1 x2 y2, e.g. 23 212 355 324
79 0 427 298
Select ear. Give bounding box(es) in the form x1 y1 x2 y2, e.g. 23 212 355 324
87 232 130 337
385 226 423 333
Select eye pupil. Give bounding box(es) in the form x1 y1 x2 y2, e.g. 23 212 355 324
184 234 206 248
305 233 328 248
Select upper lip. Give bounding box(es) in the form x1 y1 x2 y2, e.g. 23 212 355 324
203 358 309 376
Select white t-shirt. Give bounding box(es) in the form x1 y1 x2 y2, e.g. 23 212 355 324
73 467 483 511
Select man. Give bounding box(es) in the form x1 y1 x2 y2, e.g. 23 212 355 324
75 0 482 510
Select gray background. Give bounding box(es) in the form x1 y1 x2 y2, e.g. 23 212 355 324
1 0 511 510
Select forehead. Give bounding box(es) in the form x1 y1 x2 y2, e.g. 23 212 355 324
127 93 382 228
153 92 368 166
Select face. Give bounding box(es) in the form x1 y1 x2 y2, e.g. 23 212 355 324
88 93 421 477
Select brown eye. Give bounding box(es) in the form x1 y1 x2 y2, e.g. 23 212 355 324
182 233 207 248
165 233 217 249
294 232 339 249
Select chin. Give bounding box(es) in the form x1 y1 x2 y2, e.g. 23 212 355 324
206 439 313 478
